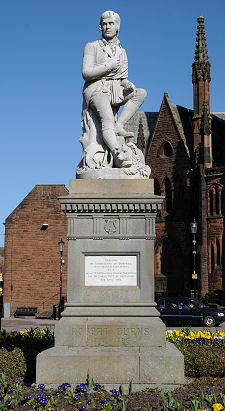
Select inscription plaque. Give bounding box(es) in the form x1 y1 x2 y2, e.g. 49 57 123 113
71 326 151 346
85 255 137 286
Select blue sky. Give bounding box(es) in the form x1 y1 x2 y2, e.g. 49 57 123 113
1 0 225 246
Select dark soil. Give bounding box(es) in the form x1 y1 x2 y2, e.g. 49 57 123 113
8 377 225 410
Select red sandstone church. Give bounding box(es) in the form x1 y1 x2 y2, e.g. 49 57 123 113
3 17 225 316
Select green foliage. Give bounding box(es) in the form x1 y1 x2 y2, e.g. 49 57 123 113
0 247 4 257
119 384 124 398
102 402 113 410
1 371 225 410
128 378 132 409
23 391 56 410
86 369 94 392
220 392 225 407
128 379 132 396
118 384 128 410
181 327 192 335
0 373 22 410
167 328 225 378
0 328 54 382
184 345 225 377
160 391 183 411
204 388 218 405
0 328 54 351
189 388 219 410
0 348 26 382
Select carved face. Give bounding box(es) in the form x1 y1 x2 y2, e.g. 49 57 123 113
100 16 119 40
114 145 132 168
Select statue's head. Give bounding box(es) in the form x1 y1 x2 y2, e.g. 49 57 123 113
114 145 132 168
99 11 120 40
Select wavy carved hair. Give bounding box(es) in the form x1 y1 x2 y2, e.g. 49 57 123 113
100 10 120 31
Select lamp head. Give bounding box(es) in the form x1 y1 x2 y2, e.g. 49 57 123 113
191 218 198 234
58 239 64 253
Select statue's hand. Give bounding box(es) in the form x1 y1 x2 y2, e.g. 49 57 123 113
123 80 135 91
108 56 121 71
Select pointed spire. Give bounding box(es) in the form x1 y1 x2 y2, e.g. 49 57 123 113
192 16 211 155
192 16 211 83
137 117 145 154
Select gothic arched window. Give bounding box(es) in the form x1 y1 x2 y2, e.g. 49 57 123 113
158 141 173 158
208 184 223 216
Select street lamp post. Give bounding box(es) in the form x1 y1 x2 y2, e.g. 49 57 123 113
190 218 198 300
58 239 65 317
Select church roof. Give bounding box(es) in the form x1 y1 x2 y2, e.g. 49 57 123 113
127 98 225 168
172 105 193 156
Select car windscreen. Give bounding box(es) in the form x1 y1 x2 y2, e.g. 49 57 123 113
189 300 205 308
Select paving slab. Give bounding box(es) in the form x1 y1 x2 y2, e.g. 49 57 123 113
1 317 57 332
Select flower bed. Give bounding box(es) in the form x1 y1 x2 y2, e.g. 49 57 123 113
166 328 225 378
166 328 225 348
0 328 225 409
1 375 225 410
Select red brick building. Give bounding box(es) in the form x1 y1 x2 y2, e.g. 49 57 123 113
129 16 225 300
0 257 3 281
3 185 68 316
0 255 4 313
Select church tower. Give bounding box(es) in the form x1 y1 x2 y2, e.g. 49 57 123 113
192 16 212 168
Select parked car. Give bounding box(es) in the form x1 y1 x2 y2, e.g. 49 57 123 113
156 297 225 327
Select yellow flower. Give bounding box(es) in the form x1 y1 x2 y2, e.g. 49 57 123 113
165 329 225 341
212 404 224 411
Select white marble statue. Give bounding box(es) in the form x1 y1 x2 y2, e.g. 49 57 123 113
76 10 150 179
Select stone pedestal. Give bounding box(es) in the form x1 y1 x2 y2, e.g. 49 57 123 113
36 179 184 387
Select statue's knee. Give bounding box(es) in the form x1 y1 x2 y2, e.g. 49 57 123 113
136 88 147 102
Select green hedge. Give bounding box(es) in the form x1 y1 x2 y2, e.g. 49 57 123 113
0 348 26 382
184 345 225 377
0 328 54 382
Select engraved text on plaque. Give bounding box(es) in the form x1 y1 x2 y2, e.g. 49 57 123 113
85 255 137 286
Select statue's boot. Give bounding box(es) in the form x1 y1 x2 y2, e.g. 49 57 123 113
115 100 141 137
101 128 131 168
102 129 119 152
115 124 134 138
